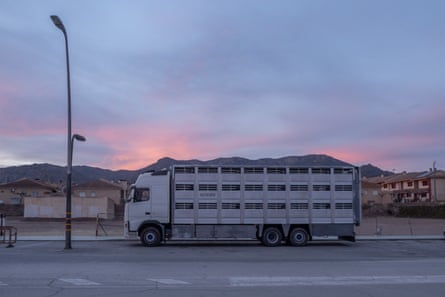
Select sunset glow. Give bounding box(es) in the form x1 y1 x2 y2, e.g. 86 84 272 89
0 1 444 172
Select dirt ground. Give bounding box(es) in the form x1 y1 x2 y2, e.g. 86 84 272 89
2 216 445 237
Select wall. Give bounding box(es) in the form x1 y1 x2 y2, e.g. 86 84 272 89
24 197 115 219
432 179 445 202
72 188 123 205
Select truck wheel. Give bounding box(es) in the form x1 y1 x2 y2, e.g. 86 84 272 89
140 227 161 247
262 227 282 247
289 228 308 246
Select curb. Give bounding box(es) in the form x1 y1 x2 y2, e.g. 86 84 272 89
16 235 445 242
356 235 444 240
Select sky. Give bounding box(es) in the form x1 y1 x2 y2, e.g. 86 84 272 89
0 0 444 172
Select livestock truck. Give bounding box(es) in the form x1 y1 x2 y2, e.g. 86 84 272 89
124 164 361 246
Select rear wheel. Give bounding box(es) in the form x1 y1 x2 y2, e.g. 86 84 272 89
140 227 161 247
262 227 283 247
289 228 308 246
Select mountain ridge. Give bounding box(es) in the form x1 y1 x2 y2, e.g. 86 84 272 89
0 154 392 184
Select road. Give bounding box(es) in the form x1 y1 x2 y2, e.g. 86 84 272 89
1 240 445 297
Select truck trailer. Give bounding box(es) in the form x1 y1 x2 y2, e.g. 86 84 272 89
124 164 361 246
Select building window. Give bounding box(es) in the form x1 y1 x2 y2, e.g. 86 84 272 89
79 192 86 198
90 191 96 197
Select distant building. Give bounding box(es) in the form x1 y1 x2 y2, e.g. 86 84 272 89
72 179 128 205
0 178 58 205
365 170 445 204
361 179 391 205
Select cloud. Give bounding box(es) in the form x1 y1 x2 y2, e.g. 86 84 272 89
0 0 444 172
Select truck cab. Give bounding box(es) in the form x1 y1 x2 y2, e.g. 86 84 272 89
124 170 170 245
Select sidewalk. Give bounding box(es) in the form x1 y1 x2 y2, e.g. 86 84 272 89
3 216 445 241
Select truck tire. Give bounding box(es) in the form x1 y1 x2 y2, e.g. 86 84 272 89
262 227 282 247
140 227 161 247
289 228 308 246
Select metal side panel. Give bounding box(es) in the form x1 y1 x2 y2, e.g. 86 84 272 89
311 223 354 237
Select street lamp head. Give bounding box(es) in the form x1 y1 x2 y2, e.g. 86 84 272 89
50 15 66 33
73 134 86 142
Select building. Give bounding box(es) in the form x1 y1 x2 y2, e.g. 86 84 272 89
0 178 59 205
24 179 128 219
72 179 128 205
370 170 445 204
361 179 392 205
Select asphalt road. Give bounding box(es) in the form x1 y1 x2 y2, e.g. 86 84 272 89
1 240 445 297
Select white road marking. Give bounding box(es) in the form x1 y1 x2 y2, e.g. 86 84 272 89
0 281 7 286
59 278 101 286
230 275 445 287
148 278 191 285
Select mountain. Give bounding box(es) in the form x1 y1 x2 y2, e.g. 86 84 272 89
141 155 353 172
0 163 139 184
360 164 394 178
0 155 387 184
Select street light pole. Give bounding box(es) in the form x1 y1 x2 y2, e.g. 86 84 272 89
66 134 86 248
50 15 79 249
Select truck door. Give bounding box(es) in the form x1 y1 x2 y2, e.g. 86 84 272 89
128 188 152 230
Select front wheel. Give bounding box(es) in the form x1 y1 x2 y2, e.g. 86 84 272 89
289 228 308 246
140 227 161 247
262 227 283 247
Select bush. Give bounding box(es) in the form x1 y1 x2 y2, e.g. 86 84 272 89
397 205 445 218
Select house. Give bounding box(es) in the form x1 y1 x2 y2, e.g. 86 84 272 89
361 179 392 205
72 179 128 205
0 178 59 205
24 178 128 219
375 169 445 203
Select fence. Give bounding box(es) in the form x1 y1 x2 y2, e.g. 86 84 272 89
95 213 123 236
1 214 17 248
